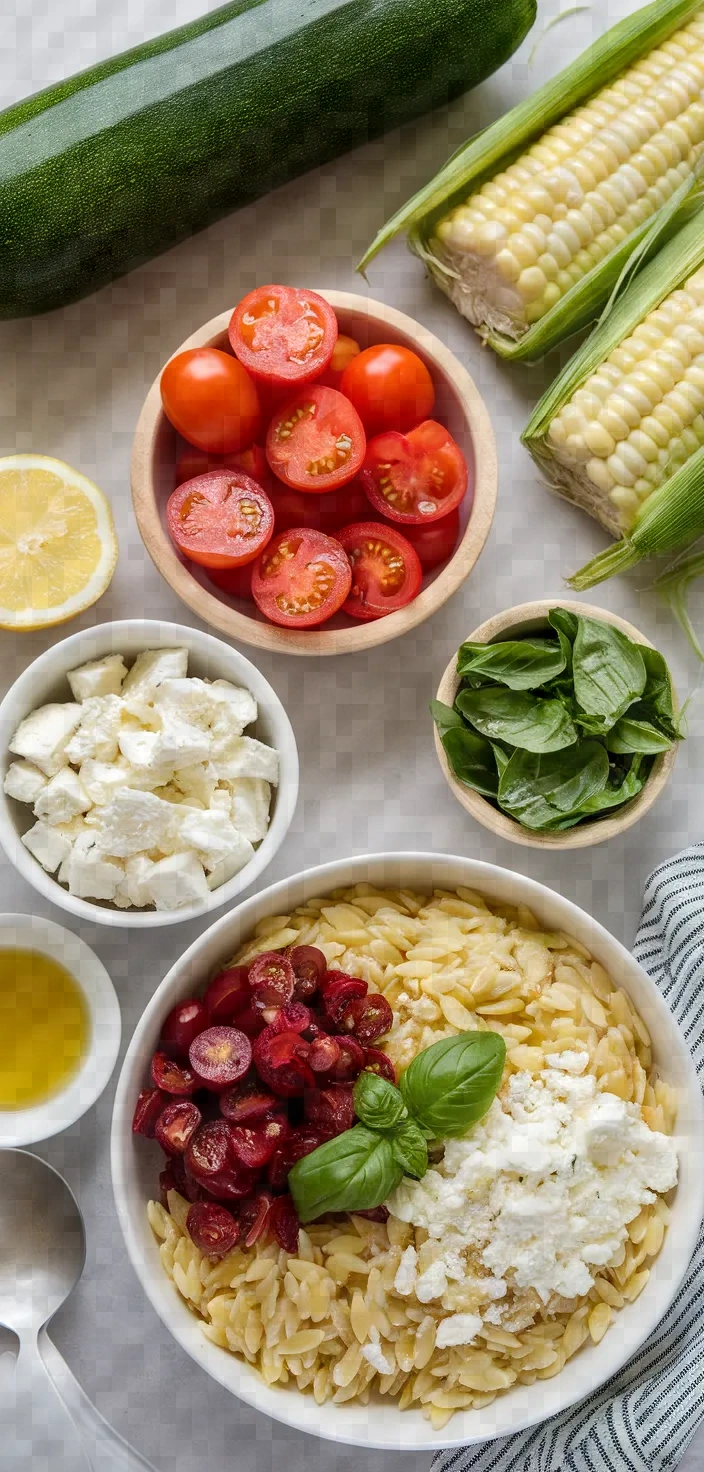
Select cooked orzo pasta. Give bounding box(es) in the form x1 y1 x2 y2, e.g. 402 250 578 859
148 882 678 1427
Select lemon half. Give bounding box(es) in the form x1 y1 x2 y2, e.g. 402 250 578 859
0 455 118 630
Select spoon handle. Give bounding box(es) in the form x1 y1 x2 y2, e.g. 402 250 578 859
0 1333 92 1472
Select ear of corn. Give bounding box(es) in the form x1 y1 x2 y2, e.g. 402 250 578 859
359 0 704 361
522 208 704 587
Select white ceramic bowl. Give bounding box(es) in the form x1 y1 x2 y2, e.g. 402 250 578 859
0 912 120 1146
0 620 299 929
110 852 704 1451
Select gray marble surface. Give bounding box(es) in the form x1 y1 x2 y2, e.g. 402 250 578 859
1 0 703 1467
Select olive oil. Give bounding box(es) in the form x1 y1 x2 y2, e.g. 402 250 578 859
0 949 89 1109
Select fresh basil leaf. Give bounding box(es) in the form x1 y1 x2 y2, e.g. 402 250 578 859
638 648 680 736
547 756 648 827
288 1125 402 1224
627 700 680 742
354 1072 407 1132
574 710 613 736
605 717 673 755
390 1119 428 1180
429 698 465 737
456 688 578 754
456 638 566 690
400 1032 505 1138
440 725 499 798
490 741 511 777
572 615 646 719
548 607 579 645
497 741 610 828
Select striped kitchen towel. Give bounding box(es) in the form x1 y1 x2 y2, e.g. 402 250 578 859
433 844 704 1472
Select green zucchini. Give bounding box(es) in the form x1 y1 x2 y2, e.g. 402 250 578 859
0 0 535 317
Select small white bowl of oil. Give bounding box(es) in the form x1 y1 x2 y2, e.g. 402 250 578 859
0 914 120 1146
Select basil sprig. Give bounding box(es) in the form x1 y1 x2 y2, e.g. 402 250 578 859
288 1032 505 1224
432 608 681 833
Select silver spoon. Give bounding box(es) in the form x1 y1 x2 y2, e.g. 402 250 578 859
0 1149 91 1470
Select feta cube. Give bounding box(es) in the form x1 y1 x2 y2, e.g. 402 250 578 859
153 678 219 729
211 680 257 730
10 703 82 776
95 789 181 858
79 756 145 806
230 777 271 843
66 831 125 901
173 763 217 807
3 760 48 805
64 695 124 764
144 851 209 910
22 820 73 874
121 648 189 699
34 768 91 826
67 654 128 702
155 713 212 771
124 854 156 908
178 809 254 873
118 725 164 774
214 736 279 785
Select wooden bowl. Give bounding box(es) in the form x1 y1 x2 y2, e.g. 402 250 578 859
131 292 497 656
434 599 678 850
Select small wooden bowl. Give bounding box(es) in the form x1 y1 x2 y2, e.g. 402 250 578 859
131 292 497 656
434 599 678 850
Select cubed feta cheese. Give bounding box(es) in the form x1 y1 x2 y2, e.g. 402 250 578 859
64 695 124 764
124 854 156 908
144 851 209 910
121 648 189 699
153 678 218 728
214 736 279 785
78 756 147 806
67 654 128 702
173 763 217 807
34 768 91 826
10 703 82 776
230 777 271 843
22 820 73 874
178 809 254 874
66 831 125 901
3 760 48 805
95 789 181 858
155 713 212 771
118 724 164 773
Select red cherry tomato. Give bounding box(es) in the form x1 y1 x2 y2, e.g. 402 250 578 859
207 563 255 601
167 471 274 569
252 527 352 628
336 521 422 621
266 385 365 493
398 508 461 570
174 443 269 489
229 285 337 386
362 420 468 524
340 344 435 435
321 334 360 390
161 348 261 454
270 479 369 535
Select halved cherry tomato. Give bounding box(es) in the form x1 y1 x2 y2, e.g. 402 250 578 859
207 564 255 601
398 508 461 570
161 349 261 454
336 522 422 621
167 471 274 569
362 420 468 524
321 335 360 390
252 528 352 628
340 344 435 435
229 286 337 386
269 479 369 535
266 385 365 493
174 443 269 489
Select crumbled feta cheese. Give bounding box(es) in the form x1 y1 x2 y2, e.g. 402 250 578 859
22 820 73 874
66 832 125 901
4 760 48 805
545 1050 590 1075
67 654 127 702
121 647 189 699
415 1260 448 1303
34 768 91 826
64 695 124 764
393 1245 418 1296
10 703 82 776
388 1069 678 1307
178 810 254 874
144 851 209 910
435 1314 483 1348
96 789 181 858
215 735 279 784
173 764 218 807
361 1341 393 1376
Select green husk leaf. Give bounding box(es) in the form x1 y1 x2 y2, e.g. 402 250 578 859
528 5 591 67
359 0 703 274
568 444 704 589
655 546 704 661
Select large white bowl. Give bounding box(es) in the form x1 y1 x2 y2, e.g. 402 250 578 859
0 620 299 929
110 852 704 1450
